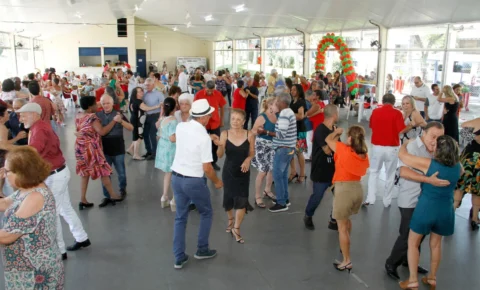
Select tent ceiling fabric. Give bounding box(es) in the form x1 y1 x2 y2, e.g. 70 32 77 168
1 0 480 40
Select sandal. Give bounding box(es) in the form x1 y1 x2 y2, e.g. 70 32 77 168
421 277 436 287
399 280 418 289
226 218 234 233
263 190 277 202
288 173 298 183
255 197 266 208
231 227 245 244
296 175 307 183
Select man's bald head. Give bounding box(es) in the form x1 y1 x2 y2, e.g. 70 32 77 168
100 94 114 113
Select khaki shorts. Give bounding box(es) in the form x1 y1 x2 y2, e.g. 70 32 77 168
332 181 363 220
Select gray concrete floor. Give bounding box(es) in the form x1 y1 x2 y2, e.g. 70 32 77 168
0 103 479 290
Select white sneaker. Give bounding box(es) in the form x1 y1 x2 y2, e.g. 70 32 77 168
161 197 170 208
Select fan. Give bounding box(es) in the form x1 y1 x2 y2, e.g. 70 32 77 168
15 42 24 48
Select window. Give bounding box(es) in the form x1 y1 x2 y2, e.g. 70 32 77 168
236 50 259 75
387 25 448 50
444 51 480 97
215 41 232 50
449 23 480 49
15 36 32 78
214 51 232 72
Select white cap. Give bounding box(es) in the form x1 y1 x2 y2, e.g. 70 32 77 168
15 102 42 115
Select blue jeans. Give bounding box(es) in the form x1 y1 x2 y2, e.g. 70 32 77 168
172 174 213 262
305 182 332 217
144 113 160 155
102 154 127 198
272 147 295 206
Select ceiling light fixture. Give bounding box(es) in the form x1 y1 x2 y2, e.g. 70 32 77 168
186 12 190 19
173 27 178 31
204 15 213 22
234 4 245 12
134 5 140 11
186 22 191 28
74 12 82 19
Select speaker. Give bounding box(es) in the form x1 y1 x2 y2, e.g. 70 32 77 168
117 18 127 37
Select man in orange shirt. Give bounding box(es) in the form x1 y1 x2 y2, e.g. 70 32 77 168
28 81 55 126
365 94 408 207
194 80 226 171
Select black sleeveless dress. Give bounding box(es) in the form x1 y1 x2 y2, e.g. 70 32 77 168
443 101 459 142
222 131 254 212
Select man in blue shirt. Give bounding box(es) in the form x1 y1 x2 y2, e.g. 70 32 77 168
143 78 164 160
6 98 29 145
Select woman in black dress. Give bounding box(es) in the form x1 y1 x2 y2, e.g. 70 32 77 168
126 87 152 160
215 109 255 244
289 84 307 183
437 85 459 142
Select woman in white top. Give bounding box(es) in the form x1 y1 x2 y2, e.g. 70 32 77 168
385 74 394 94
400 96 427 144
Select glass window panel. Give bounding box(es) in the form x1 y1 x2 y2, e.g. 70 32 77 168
236 39 248 50
266 37 284 49
248 39 260 49
387 25 448 49
449 23 480 49
284 35 303 49
0 48 14 80
215 51 232 72
0 32 10 47
385 51 444 95
215 41 232 50
340 30 362 49
34 51 45 71
361 30 378 49
236 50 260 74
445 51 480 98
16 49 33 78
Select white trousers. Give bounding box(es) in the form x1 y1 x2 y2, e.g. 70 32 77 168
304 130 313 159
45 166 88 253
366 145 399 206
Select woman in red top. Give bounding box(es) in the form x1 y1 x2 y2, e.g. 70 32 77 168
306 90 326 133
325 125 369 273
232 79 247 110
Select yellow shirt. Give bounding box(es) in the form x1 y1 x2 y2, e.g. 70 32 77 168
267 76 276 94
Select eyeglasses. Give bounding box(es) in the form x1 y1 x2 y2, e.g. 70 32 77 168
3 168 11 176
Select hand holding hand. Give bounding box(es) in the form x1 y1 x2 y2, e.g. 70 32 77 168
257 126 265 135
210 134 220 145
214 180 224 189
114 114 123 123
17 131 27 139
334 127 344 135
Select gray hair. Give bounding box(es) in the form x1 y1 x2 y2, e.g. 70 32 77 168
274 85 287 96
276 92 291 106
271 69 277 75
145 78 154 84
13 98 28 106
100 94 114 103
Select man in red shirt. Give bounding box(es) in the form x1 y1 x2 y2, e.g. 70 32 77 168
28 81 55 125
365 93 407 207
17 103 91 259
194 80 226 170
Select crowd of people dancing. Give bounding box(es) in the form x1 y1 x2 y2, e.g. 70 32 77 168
0 65 478 289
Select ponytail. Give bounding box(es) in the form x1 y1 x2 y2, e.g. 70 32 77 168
348 125 368 155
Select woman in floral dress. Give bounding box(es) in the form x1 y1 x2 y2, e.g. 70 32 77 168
0 146 64 289
155 97 178 208
75 96 123 209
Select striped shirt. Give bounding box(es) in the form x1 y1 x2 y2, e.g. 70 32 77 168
273 108 297 148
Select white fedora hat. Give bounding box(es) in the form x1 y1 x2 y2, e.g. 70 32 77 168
190 99 215 117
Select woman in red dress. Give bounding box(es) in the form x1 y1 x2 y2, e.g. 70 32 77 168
75 96 124 209
232 79 247 110
306 90 326 133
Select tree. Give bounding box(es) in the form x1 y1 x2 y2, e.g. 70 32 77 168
411 34 446 81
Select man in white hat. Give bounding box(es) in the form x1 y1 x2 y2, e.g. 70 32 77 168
17 102 90 260
170 99 223 269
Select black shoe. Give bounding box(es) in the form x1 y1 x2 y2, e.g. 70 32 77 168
304 216 314 230
66 239 91 251
385 263 400 280
402 262 429 274
62 253 68 260
146 155 155 160
78 202 94 211
328 220 338 231
470 207 473 218
188 204 197 211
142 153 152 158
212 163 221 171
471 220 479 231
269 203 288 213
120 189 127 199
194 249 217 260
174 254 189 269
99 198 115 208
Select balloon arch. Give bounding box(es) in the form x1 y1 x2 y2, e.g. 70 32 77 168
315 33 359 95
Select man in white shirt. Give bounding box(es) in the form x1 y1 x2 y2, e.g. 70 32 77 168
178 65 189 93
170 99 223 269
410 76 431 118
203 70 214 82
424 84 444 122
126 70 137 97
